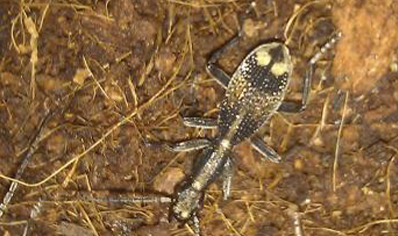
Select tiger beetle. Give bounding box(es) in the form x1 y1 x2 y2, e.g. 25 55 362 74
165 31 340 234
90 31 341 235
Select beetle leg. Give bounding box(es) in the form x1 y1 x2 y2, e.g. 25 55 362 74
250 135 282 163
278 60 314 113
165 139 211 152
183 117 282 164
221 156 234 200
191 212 201 236
206 64 230 89
206 34 241 88
279 32 342 113
183 117 218 129
80 192 172 204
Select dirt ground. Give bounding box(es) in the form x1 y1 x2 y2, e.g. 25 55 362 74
0 0 398 236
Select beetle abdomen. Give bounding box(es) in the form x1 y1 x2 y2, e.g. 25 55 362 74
218 43 293 145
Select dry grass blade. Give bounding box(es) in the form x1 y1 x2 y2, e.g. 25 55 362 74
168 0 227 8
216 207 243 236
78 202 99 236
345 219 398 234
284 0 331 44
332 91 349 192
82 56 112 103
306 226 347 236
0 220 28 226
384 145 398 218
23 14 39 99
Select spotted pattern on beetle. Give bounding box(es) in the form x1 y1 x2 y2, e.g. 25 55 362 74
163 32 340 235
218 42 292 146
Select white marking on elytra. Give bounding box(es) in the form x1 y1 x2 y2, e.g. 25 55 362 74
256 50 271 66
271 63 290 76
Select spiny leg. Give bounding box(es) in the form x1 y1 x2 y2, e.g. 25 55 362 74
164 117 217 152
250 135 282 163
221 157 234 200
165 139 211 152
206 64 230 89
205 3 259 89
206 33 242 88
146 118 213 152
278 32 342 113
164 117 216 152
183 116 282 163
150 118 214 153
183 117 218 129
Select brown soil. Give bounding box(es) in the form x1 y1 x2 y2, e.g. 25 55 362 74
0 0 397 236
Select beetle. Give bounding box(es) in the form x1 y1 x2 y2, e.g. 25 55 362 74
162 32 342 234
169 41 293 227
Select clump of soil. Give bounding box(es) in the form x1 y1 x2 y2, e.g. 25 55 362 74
333 0 398 95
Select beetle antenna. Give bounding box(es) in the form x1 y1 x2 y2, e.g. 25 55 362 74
81 194 172 204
